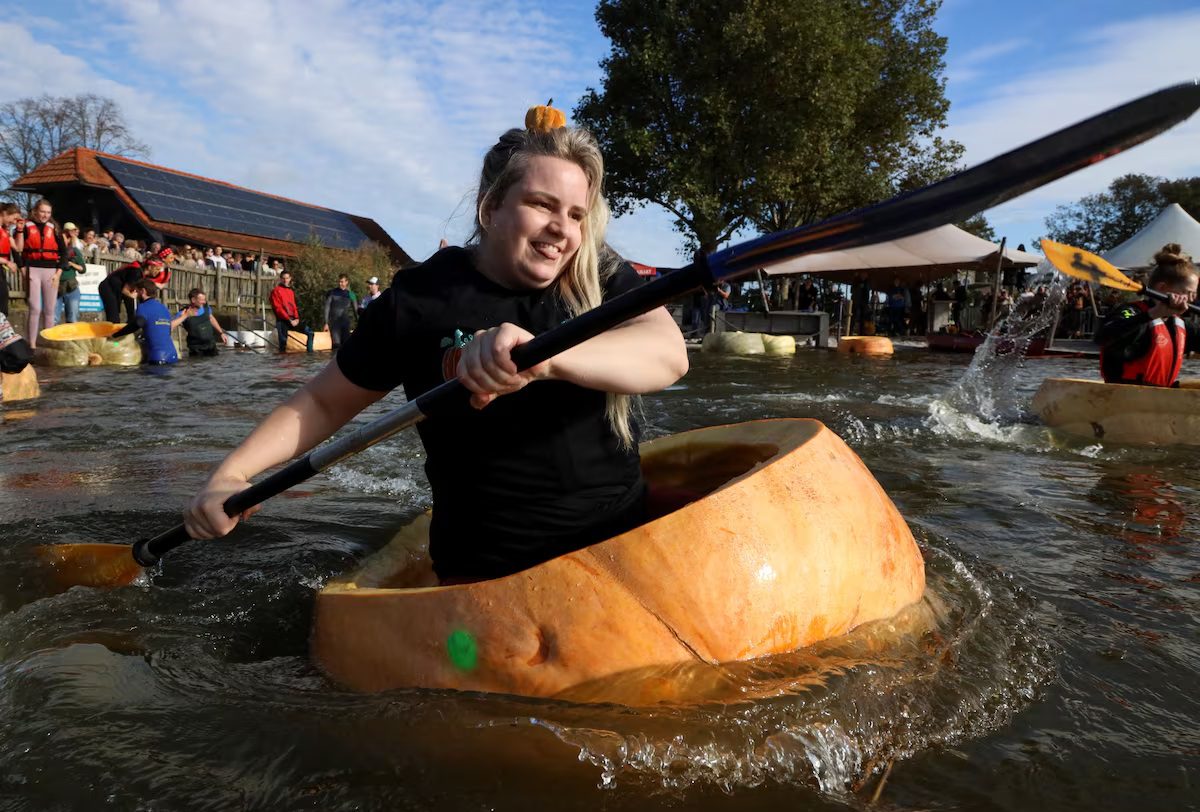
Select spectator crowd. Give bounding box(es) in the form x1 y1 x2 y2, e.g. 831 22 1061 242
0 197 395 367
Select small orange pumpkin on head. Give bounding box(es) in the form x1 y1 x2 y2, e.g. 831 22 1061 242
525 99 566 133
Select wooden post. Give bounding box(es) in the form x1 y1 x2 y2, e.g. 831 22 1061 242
989 237 1006 329
755 269 771 313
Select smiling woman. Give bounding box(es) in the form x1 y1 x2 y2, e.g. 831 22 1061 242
183 110 689 581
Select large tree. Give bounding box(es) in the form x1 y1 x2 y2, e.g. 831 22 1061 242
574 0 960 255
1043 173 1200 252
0 94 149 200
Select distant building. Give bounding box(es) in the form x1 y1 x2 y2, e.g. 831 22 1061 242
11 148 413 265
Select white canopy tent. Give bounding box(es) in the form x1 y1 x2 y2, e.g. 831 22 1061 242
1101 203 1200 270
760 223 1042 286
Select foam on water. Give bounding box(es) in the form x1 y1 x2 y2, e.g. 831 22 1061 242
484 535 1054 795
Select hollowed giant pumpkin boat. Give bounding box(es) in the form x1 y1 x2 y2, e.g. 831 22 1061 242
1033 377 1200 446
311 419 926 700
35 322 139 367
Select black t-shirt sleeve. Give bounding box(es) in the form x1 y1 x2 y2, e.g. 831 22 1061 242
336 287 404 392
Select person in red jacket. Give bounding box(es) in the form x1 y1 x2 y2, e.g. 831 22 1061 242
13 198 61 347
269 270 312 352
1096 243 1200 387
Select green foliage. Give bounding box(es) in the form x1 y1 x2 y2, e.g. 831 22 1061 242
288 237 393 326
958 214 996 242
574 0 959 254
1156 176 1200 221
1043 173 1200 252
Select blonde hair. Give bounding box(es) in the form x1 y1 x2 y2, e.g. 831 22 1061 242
470 126 634 448
1149 242 1197 288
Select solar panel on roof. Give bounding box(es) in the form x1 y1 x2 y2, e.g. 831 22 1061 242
98 156 369 249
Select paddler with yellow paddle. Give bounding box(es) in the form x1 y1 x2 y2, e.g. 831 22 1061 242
1042 239 1200 388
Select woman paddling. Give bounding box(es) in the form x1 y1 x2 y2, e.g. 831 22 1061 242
184 108 689 581
1095 243 1199 387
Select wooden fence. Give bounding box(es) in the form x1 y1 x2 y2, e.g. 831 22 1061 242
4 254 276 328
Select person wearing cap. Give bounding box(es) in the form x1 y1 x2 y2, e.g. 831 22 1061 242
56 222 85 324
359 276 383 314
144 247 175 290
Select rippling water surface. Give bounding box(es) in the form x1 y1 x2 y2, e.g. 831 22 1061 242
1 345 1197 810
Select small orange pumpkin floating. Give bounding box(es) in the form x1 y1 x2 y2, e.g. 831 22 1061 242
525 99 566 132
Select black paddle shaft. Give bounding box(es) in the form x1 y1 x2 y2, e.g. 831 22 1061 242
1140 286 1200 316
130 81 1200 568
131 263 710 566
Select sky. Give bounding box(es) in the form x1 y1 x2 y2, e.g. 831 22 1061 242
4 0 1199 267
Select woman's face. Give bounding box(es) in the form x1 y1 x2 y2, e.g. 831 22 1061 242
480 155 589 290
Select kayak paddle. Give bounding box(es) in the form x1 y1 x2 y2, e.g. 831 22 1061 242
1041 239 1200 315
36 81 1200 587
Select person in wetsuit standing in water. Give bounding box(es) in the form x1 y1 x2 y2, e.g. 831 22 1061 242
110 279 179 365
171 287 229 357
322 274 358 350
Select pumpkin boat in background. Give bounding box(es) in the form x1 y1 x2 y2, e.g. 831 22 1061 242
701 331 796 356
312 419 926 702
1033 377 1200 446
35 322 140 367
283 330 332 352
837 335 894 356
1 365 40 403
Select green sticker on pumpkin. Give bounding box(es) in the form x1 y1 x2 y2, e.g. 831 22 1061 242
446 629 478 671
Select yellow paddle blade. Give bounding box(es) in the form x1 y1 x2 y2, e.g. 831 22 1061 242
1041 239 1143 292
33 543 145 588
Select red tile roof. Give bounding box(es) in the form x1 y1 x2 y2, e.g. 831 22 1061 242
11 148 412 264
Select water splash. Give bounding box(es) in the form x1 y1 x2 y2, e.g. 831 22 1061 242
926 265 1067 440
942 263 1066 423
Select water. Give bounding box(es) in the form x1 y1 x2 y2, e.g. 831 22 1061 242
1 347 1197 810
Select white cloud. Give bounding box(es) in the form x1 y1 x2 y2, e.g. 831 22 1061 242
3 0 656 260
945 11 1200 242
13 3 1192 267
945 37 1030 87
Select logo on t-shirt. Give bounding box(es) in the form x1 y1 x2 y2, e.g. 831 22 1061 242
439 328 474 381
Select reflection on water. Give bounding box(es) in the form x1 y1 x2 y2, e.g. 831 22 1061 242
1 347 1197 810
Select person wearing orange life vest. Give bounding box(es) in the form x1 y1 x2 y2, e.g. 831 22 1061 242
13 198 61 347
1096 243 1200 387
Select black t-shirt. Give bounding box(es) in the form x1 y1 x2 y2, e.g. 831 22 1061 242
337 247 646 578
100 265 143 292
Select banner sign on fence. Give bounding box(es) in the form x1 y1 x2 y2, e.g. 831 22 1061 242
78 263 107 313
